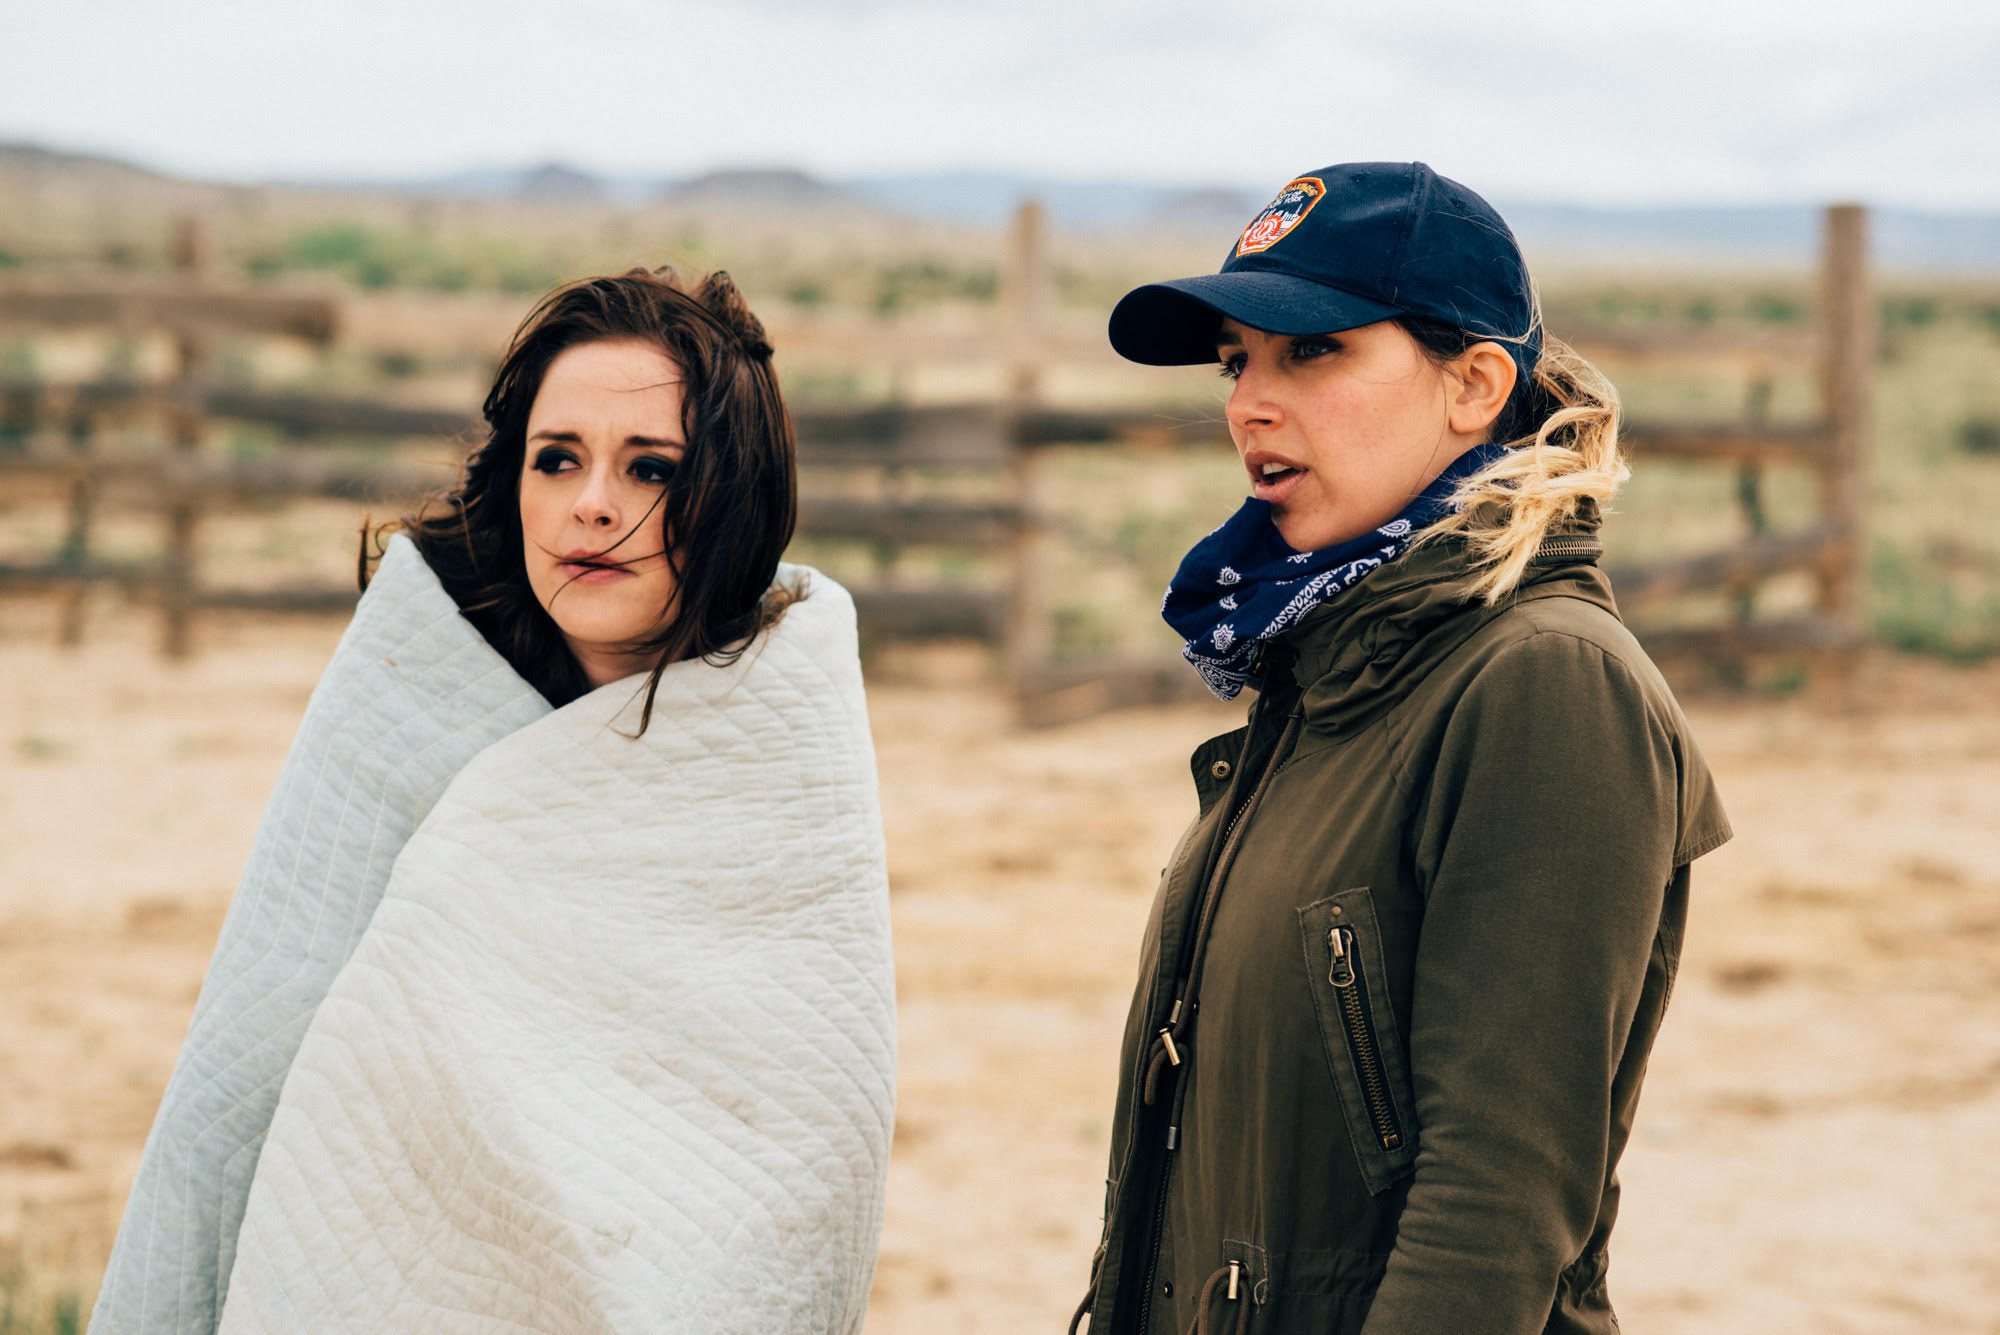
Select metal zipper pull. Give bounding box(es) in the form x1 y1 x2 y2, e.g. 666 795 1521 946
1157 997 1185 1066
1328 926 1355 988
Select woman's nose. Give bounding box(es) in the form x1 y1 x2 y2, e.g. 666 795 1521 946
573 466 620 528
1225 367 1284 434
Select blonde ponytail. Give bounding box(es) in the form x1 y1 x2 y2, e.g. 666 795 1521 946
1412 331 1627 603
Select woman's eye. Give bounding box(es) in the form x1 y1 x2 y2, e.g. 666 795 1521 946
529 448 577 475
630 456 678 486
1290 336 1338 361
1217 354 1246 381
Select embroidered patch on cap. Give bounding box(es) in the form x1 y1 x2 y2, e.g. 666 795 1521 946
1234 176 1326 256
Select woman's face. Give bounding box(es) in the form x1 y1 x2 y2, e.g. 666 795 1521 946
1217 317 1512 551
518 338 687 688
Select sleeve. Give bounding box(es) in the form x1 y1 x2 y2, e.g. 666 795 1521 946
1359 631 1682 1335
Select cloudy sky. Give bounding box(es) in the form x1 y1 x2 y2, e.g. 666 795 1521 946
4 0 1997 208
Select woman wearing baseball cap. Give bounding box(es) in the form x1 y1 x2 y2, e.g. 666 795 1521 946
1072 163 1731 1335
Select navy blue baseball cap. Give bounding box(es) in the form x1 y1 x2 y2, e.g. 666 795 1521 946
1109 162 1541 384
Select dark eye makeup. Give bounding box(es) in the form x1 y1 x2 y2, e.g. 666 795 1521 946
629 455 677 485
527 447 678 485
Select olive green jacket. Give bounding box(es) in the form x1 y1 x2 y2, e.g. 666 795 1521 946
1078 529 1731 1335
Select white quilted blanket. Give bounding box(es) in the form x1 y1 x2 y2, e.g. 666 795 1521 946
94 535 896 1335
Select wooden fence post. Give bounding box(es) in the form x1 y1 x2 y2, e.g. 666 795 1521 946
55 388 94 646
1815 204 1871 643
161 214 209 657
1003 199 1053 685
1727 356 1775 644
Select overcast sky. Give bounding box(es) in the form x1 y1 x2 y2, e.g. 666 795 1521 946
4 0 1998 209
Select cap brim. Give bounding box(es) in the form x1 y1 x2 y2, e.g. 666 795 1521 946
1107 271 1405 366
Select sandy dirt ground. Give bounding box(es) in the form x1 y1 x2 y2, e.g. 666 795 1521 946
3 594 1998 1333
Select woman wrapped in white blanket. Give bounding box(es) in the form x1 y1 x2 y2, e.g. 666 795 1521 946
93 269 896 1335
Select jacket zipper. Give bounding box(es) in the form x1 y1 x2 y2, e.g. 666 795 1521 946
1328 925 1404 1151
1533 534 1599 564
1136 1128 1177 1334
1136 698 1302 1335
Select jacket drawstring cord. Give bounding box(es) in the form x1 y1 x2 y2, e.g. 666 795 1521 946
1142 1039 1172 1106
1067 1283 1096 1335
1068 1236 1109 1334
1185 1261 1244 1335
1141 1018 1183 1106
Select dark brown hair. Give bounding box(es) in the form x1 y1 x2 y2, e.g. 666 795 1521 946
360 266 799 730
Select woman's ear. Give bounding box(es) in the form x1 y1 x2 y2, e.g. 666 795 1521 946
1447 341 1519 440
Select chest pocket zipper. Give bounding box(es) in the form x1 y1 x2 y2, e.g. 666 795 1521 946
1328 926 1404 1152
1298 890 1419 1194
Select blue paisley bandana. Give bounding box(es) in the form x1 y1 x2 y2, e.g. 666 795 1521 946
1163 444 1507 700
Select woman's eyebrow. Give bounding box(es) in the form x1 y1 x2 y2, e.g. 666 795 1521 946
527 430 682 450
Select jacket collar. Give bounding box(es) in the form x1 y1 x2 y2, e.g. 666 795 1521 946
1273 519 1614 731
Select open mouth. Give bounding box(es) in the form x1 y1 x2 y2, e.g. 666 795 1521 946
1251 459 1307 500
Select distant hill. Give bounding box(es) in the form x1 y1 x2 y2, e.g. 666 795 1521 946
843 171 1249 235
842 176 2000 270
657 167 881 218
0 140 230 210
4 141 1998 270
298 160 655 204
512 161 607 202
0 140 180 189
835 172 2000 269
1498 202 2000 271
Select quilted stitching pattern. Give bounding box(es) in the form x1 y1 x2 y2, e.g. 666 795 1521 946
92 536 552 1334
212 561 895 1333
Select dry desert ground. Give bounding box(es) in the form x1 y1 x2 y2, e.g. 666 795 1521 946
2 596 1997 1333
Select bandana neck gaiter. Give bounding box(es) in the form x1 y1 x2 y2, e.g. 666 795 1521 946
1163 443 1507 700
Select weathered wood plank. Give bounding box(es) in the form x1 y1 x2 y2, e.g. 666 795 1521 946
1011 407 1227 449
0 377 478 439
0 453 450 501
1620 421 1827 464
795 403 1013 466
848 587 1007 639
194 586 363 614
0 557 156 589
1553 320 1817 362
1633 615 1862 660
205 387 479 438
1608 524 1844 608
0 283 338 342
797 497 1019 547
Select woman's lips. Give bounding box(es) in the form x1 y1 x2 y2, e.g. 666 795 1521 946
559 561 635 586
1252 466 1307 504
